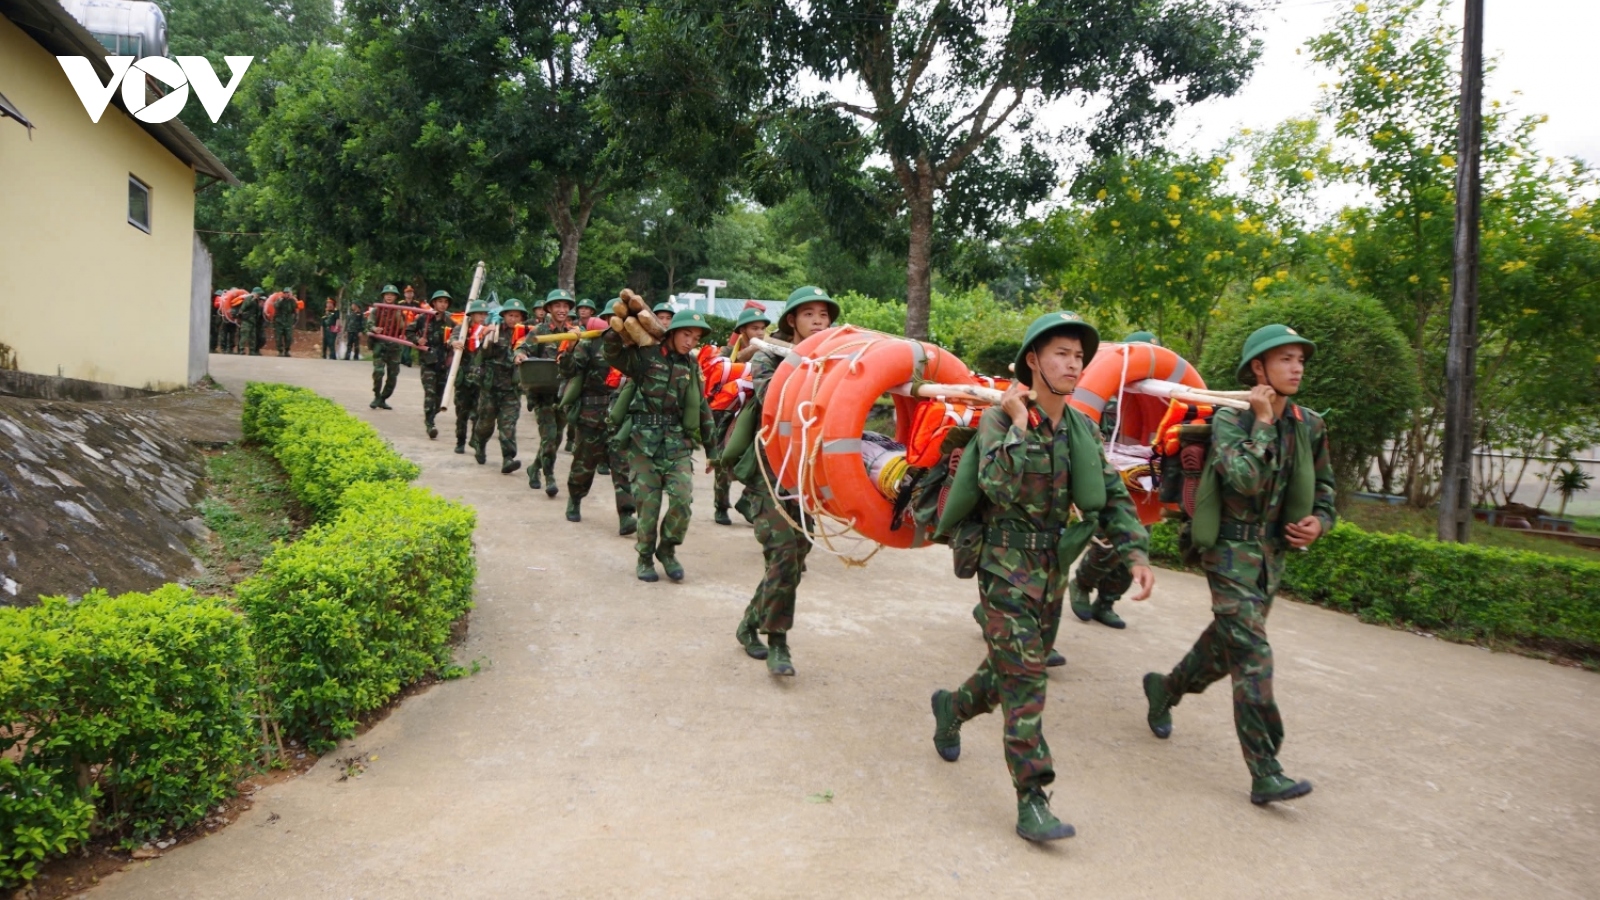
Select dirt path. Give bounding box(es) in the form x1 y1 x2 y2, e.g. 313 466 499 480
94 354 1600 899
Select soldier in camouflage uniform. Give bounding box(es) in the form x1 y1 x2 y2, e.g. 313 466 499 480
652 301 675 332
237 287 263 356
473 298 527 472
564 298 598 452
930 312 1156 843
1069 330 1160 630
367 285 404 409
558 304 635 534
711 306 770 526
343 300 366 360
1142 324 1337 806
271 291 297 357
452 300 490 453
320 298 340 359
603 309 713 583
731 287 836 676
408 290 455 439
524 289 576 495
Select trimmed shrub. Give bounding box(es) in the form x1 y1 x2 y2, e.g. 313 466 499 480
239 482 477 750
0 759 95 888
241 382 420 518
0 587 257 853
1148 520 1600 654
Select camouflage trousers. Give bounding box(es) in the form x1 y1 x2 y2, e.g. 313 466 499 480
219 323 237 353
474 384 521 462
532 401 563 478
420 365 448 427
273 324 294 355
371 351 400 400
952 568 1067 793
741 490 812 635
453 381 479 445
713 464 751 513
1074 536 1132 598
238 322 259 355
568 421 632 516
627 450 692 558
1161 572 1283 779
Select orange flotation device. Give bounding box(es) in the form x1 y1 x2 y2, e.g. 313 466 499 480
1069 341 1211 525
760 325 973 550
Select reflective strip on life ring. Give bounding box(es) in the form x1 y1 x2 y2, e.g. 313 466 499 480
1068 342 1209 447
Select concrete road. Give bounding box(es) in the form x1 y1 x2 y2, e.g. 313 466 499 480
96 354 1600 899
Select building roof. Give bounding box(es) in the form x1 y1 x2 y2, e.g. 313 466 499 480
1 0 236 185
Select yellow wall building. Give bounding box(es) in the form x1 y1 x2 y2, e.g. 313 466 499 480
0 0 232 391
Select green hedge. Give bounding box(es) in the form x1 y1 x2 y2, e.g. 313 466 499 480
1149 521 1600 654
239 481 477 750
241 383 420 518
0 587 256 885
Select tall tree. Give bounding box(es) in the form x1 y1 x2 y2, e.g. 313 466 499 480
625 0 1261 338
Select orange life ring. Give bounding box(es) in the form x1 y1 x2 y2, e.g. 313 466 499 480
1070 341 1209 525
760 325 971 549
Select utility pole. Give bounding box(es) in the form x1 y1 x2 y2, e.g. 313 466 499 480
1437 0 1485 543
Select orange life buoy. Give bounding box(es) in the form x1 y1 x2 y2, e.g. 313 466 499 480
1070 342 1209 525
760 325 972 550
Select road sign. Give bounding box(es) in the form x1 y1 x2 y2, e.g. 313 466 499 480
696 278 727 288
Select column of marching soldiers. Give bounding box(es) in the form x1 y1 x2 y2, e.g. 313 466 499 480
337 281 1341 844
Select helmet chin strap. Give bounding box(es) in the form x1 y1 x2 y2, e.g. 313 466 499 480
1036 370 1073 397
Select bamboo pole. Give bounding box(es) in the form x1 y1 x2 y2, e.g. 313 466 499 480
438 261 486 414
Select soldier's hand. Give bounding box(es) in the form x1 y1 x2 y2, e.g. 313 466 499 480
1248 384 1277 425
1286 515 1323 549
1128 564 1156 601
514 352 528 364
1000 379 1030 428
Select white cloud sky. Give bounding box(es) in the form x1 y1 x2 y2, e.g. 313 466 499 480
1170 0 1600 164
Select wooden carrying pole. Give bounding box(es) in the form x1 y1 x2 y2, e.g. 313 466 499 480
439 261 486 414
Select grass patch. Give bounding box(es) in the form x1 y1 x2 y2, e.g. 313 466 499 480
191 445 307 592
1567 514 1600 536
1342 499 1599 562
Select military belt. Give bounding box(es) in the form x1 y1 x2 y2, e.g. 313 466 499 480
984 524 1063 551
1218 521 1284 543
631 413 681 427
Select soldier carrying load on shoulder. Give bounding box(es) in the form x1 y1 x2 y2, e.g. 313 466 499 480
1141 324 1336 806
1069 329 1162 630
709 305 770 527
526 290 576 496
558 302 635 535
475 298 528 473
367 284 404 409
408 290 455 439
452 300 491 454
603 309 714 584
928 312 1155 843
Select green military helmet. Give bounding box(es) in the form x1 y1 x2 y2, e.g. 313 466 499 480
782 285 839 322
664 310 710 336
379 284 399 296
1013 311 1100 387
499 298 529 317
251 285 265 295
575 298 597 314
1124 330 1159 345
653 301 676 314
530 296 546 310
430 289 453 303
465 299 489 314
734 306 772 330
1236 323 1316 384
545 288 575 306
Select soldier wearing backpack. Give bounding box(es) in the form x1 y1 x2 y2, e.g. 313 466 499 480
928 312 1155 843
1140 324 1336 806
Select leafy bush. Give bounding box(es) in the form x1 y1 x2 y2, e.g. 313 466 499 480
701 314 737 348
0 759 95 889
1147 520 1600 655
239 482 477 750
242 382 420 518
1199 282 1420 498
0 587 257 858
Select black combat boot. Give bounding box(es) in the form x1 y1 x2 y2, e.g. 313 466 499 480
930 690 961 762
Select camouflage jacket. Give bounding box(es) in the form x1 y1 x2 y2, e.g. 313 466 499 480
1202 404 1337 591
474 325 520 392
975 402 1150 599
237 294 260 323
406 310 452 368
522 321 578 360
603 336 710 460
557 336 616 428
